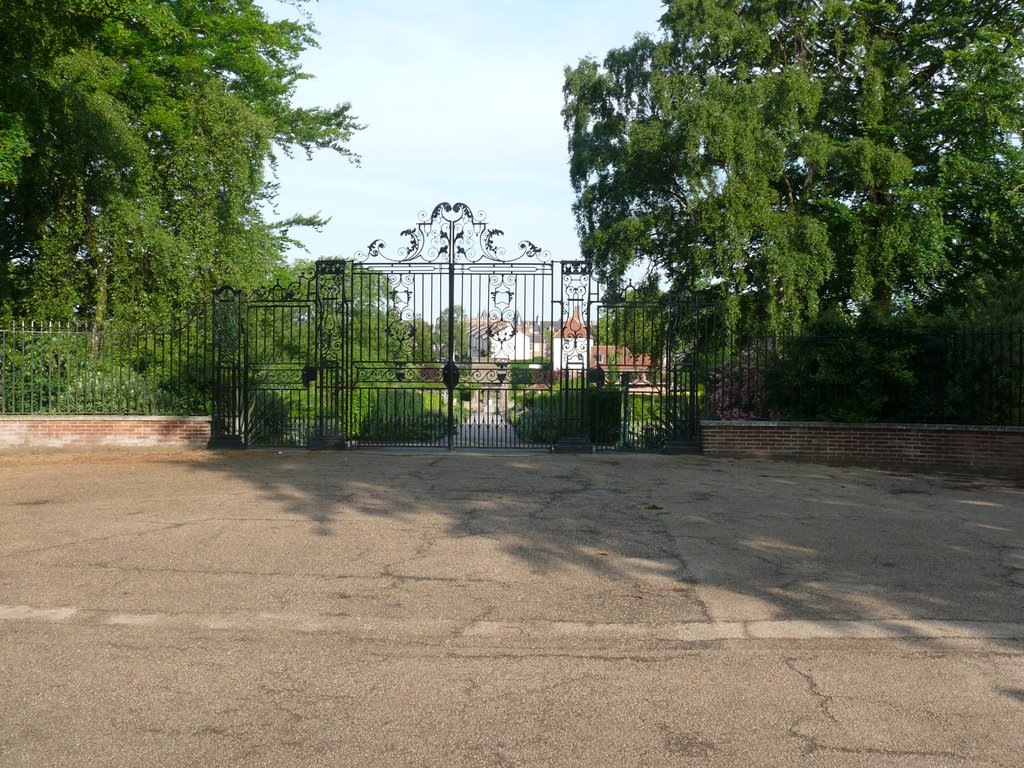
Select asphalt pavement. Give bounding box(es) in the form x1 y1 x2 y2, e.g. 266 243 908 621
1 448 1022 767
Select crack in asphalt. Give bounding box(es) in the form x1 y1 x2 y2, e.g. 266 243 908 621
3 522 189 557
784 658 840 725
783 657 971 762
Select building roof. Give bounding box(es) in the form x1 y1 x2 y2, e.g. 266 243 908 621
553 307 588 339
590 345 651 370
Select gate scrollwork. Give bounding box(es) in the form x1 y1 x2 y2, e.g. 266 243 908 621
211 203 697 451
354 202 551 268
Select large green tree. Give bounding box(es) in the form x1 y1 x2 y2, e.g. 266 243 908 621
0 0 360 324
563 0 1024 330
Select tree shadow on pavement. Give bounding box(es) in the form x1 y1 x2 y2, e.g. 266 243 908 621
179 449 1024 636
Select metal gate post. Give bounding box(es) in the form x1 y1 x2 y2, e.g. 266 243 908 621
445 215 458 451
209 286 246 448
554 261 594 453
309 262 346 450
661 293 700 453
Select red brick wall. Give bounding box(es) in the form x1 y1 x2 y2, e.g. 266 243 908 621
700 421 1024 478
0 416 211 449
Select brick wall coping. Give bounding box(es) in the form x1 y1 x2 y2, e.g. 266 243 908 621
0 415 212 450
700 420 1024 434
699 420 1024 478
0 415 210 422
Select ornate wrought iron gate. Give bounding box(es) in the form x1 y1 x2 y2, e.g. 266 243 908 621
210 202 698 451
210 264 345 449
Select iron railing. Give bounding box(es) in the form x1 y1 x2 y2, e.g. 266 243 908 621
4 299 1021 431
1 309 212 416
696 320 1024 426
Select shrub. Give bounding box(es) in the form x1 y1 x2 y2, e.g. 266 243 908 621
508 387 668 447
756 310 1022 424
705 348 778 420
355 388 455 441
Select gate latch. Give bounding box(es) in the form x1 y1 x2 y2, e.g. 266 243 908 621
302 364 317 387
441 359 461 390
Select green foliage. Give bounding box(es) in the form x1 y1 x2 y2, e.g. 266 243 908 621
0 0 361 324
564 0 1024 330
508 390 563 445
946 268 1024 325
59 368 166 415
1 318 212 415
433 305 470 361
507 364 535 387
594 281 668 358
355 389 456 442
759 310 1023 424
509 386 672 448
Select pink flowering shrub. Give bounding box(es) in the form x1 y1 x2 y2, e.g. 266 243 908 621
705 349 779 420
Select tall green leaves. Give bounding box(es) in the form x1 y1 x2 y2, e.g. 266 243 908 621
564 0 1024 330
0 0 360 324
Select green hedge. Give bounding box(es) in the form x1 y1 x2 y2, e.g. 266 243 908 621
762 313 1022 424
699 311 1023 425
353 388 461 442
509 387 674 448
2 323 213 416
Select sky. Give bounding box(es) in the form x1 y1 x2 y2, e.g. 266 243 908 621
260 0 666 264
